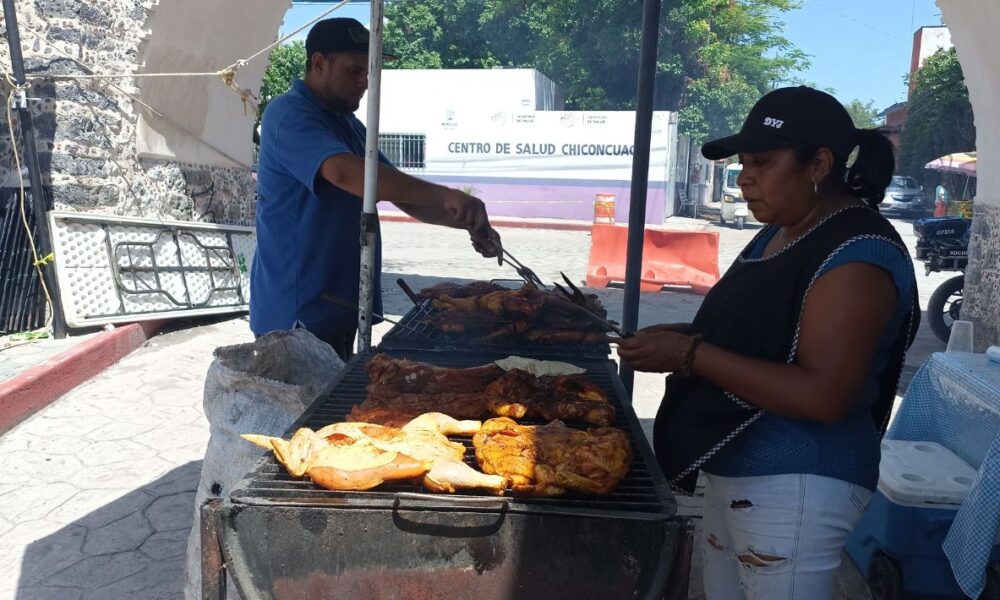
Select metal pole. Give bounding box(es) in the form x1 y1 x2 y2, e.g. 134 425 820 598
3 0 68 338
620 0 662 395
357 0 385 352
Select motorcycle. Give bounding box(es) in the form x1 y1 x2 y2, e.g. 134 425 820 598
913 217 970 343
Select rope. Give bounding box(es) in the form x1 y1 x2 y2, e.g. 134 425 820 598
21 0 352 114
4 72 55 332
5 33 251 168
242 0 352 65
3 0 354 174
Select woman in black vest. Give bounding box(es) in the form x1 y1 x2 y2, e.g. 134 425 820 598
618 87 919 599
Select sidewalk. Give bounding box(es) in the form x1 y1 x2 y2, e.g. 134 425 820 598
0 217 946 599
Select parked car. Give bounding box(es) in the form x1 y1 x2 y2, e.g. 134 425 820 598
881 175 929 215
718 164 756 229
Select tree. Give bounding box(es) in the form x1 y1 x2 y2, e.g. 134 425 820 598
257 41 306 125
897 47 976 185
844 99 878 129
383 0 807 142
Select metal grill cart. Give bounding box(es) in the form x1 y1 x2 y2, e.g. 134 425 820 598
201 348 686 599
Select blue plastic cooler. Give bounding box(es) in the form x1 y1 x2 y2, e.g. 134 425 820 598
845 440 998 599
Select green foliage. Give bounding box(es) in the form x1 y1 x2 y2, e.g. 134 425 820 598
258 41 306 124
897 47 976 184
843 99 878 129
383 0 808 142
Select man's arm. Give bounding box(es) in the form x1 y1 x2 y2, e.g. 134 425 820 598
320 153 494 238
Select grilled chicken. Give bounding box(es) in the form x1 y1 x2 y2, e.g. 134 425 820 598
355 355 615 427
484 369 615 426
472 418 632 497
418 281 508 301
242 413 507 494
420 281 612 342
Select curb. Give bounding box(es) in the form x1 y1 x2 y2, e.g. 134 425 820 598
0 320 163 434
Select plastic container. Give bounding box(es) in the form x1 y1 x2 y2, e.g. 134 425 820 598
845 440 980 599
593 193 616 224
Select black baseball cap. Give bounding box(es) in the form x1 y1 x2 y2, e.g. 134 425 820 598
305 18 398 61
702 86 859 161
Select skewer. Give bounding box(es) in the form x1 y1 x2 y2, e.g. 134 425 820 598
552 273 633 338
321 293 425 337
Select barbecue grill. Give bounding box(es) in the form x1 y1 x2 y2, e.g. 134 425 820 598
201 348 683 599
379 300 612 358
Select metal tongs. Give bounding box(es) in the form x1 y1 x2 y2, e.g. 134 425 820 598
500 249 547 289
552 272 633 339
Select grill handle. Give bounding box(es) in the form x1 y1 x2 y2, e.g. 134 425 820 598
396 278 421 307
393 492 510 512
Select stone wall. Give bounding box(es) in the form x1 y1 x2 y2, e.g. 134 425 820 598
963 203 1000 349
939 0 1000 349
1 0 255 225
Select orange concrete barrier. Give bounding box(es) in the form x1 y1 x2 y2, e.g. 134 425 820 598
586 224 720 295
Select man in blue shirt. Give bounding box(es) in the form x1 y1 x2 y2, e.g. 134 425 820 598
251 18 502 360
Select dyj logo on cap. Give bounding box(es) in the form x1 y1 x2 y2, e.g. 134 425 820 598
763 117 784 129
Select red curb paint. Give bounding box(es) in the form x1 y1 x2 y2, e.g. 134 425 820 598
379 213 594 232
0 320 163 434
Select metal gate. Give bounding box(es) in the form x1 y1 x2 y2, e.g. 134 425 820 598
0 188 46 335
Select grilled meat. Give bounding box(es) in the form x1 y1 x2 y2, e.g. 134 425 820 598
366 353 503 394
243 412 507 494
484 369 615 426
418 281 508 301
350 390 491 428
420 281 612 342
426 310 508 333
523 329 611 344
355 355 614 427
472 417 632 496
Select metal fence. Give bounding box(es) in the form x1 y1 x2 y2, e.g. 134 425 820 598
0 188 46 334
379 133 426 170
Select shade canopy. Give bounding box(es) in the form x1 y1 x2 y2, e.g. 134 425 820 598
926 151 977 176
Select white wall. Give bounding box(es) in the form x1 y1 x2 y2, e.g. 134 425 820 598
938 1 999 208
417 110 674 184
917 26 954 68
355 68 562 128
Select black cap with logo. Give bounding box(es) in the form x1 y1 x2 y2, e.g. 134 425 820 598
701 86 859 161
305 18 398 61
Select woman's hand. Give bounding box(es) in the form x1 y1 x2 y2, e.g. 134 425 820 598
633 323 694 336
617 330 699 373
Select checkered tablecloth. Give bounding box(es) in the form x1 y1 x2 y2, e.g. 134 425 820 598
887 352 1000 599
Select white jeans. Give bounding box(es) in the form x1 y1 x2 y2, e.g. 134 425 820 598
701 473 873 600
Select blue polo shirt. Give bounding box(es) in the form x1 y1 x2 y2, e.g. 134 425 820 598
250 79 385 337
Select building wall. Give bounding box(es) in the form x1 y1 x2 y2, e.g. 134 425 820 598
357 70 676 223
938 0 1000 348
355 68 564 122
0 0 278 226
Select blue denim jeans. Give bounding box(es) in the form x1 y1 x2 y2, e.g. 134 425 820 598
701 473 873 600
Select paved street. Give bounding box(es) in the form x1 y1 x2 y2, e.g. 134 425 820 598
0 216 947 599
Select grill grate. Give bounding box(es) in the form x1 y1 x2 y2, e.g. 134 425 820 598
379 300 611 358
232 348 672 520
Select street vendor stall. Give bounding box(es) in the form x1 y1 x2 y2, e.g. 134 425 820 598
926 151 977 219
200 288 685 598
197 0 680 596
